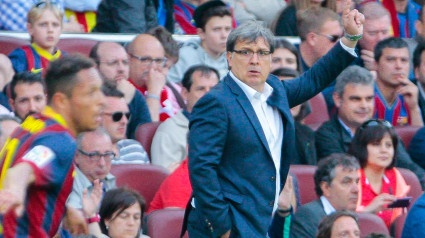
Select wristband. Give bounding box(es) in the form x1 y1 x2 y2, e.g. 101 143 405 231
146 94 161 100
344 31 363 41
86 214 101 224
277 205 293 214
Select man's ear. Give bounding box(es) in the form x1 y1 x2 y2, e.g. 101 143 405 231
197 27 206 41
320 181 331 197
8 98 15 111
181 87 189 101
306 32 317 46
51 92 69 112
333 92 342 109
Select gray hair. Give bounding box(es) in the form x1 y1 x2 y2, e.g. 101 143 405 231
76 127 111 150
359 2 390 20
334 65 374 97
314 153 360 196
226 21 275 53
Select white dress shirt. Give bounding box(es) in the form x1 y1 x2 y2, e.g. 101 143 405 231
230 71 283 212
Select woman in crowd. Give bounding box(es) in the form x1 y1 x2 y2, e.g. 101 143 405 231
271 38 300 73
9 1 64 74
348 119 410 228
82 181 149 238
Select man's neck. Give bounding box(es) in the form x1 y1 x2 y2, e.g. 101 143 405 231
376 79 398 106
299 42 317 68
201 41 222 59
395 0 408 13
337 116 357 137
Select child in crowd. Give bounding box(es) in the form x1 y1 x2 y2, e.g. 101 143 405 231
9 1 64 74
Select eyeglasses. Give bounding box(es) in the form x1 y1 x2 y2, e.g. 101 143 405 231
99 59 129 67
232 49 272 59
34 1 60 8
129 53 167 67
104 112 131 122
360 119 393 130
315 33 341 43
78 148 116 162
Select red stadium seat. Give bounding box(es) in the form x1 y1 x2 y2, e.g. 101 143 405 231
289 164 318 205
394 126 421 149
111 164 170 211
0 36 29 55
146 208 189 238
391 212 407 238
397 168 423 207
57 38 98 56
135 122 162 159
357 212 390 237
304 93 330 130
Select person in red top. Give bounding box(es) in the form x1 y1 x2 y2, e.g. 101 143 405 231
148 158 191 213
348 119 410 229
127 34 176 122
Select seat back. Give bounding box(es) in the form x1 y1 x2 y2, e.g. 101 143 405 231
392 212 407 238
289 165 318 205
0 36 29 55
357 212 390 237
303 93 329 129
146 208 188 238
394 126 421 149
135 122 162 159
111 164 170 211
397 168 423 207
57 38 98 56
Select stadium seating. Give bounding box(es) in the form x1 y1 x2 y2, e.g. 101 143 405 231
57 38 98 56
111 164 170 211
391 212 407 238
0 36 29 55
289 164 318 205
303 93 329 130
357 212 390 236
398 168 423 207
394 126 421 149
135 122 162 159
146 208 188 238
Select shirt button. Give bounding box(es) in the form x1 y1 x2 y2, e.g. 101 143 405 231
270 176 276 181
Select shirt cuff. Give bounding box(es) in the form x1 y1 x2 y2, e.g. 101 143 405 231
339 40 357 57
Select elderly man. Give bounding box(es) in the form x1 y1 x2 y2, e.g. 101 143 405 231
66 128 117 210
187 1 364 236
291 154 360 238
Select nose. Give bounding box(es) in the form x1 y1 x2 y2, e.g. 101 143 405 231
117 61 127 72
29 99 38 111
249 52 260 64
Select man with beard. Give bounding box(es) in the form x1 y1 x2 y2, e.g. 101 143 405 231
8 71 46 120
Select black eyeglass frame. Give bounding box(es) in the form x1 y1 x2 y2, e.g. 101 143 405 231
77 148 116 162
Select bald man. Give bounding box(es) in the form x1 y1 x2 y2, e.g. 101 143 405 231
127 34 175 121
89 42 151 139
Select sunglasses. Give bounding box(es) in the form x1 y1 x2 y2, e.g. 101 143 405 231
104 112 131 122
360 119 393 129
315 33 341 43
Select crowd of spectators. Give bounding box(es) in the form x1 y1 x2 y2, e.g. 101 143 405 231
1 0 425 237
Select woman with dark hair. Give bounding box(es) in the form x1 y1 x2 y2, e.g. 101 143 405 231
347 119 410 228
82 181 149 238
271 38 301 72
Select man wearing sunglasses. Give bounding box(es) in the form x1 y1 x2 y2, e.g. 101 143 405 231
128 34 177 122
101 84 149 164
66 128 117 212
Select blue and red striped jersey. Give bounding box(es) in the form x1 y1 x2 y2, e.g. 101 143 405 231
0 106 75 238
374 86 411 126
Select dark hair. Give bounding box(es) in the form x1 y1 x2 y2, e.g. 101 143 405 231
102 82 125 98
45 54 96 104
274 38 301 72
182 65 219 91
195 4 231 30
413 43 425 70
374 37 409 62
315 153 360 196
99 188 146 236
10 71 45 100
148 26 180 60
347 119 398 169
89 42 101 65
271 67 300 78
317 210 359 238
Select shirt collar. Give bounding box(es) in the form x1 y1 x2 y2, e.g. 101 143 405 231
229 71 273 103
337 117 354 138
320 196 336 215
